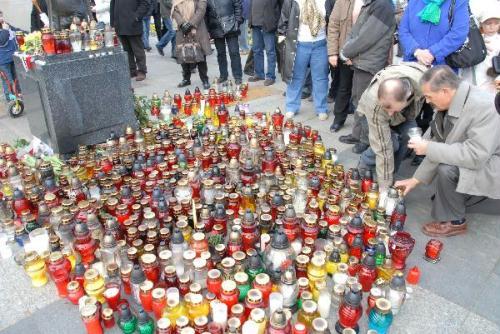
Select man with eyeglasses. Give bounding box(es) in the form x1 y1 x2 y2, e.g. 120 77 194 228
356 62 428 192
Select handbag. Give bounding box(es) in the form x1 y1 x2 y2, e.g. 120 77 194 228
219 14 237 35
445 0 487 68
176 34 203 64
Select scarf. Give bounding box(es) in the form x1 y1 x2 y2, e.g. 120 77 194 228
417 0 446 25
171 0 196 30
300 0 326 37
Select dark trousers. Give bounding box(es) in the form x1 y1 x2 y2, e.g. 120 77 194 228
0 62 19 99
332 61 354 125
432 164 500 221
351 67 374 140
303 64 338 97
152 3 163 41
181 59 208 83
119 35 147 74
214 34 243 81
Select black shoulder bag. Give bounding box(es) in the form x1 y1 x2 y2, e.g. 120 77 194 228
445 0 487 68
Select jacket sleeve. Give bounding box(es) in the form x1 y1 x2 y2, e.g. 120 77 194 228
189 0 208 26
365 102 395 190
425 107 500 170
277 0 292 36
325 0 335 26
428 0 469 63
110 0 115 27
327 0 340 56
398 5 420 60
233 0 243 23
342 1 395 59
135 0 151 20
413 156 439 184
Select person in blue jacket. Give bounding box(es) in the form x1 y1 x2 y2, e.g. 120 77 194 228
398 0 469 66
0 29 19 100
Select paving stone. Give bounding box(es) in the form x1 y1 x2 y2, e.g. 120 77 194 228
461 311 500 334
470 273 500 326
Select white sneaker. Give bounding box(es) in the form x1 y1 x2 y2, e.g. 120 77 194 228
318 113 328 121
285 111 296 118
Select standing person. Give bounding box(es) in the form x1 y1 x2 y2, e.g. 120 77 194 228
337 0 396 154
395 66 500 237
239 0 251 54
205 0 243 84
461 8 500 93
110 0 150 81
248 0 282 86
152 1 164 42
172 0 212 89
327 0 355 132
0 29 19 100
156 0 177 58
398 0 469 67
142 1 155 51
278 0 330 121
92 0 111 24
31 0 49 32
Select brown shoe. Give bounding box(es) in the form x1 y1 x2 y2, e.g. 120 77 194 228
135 72 146 81
263 79 275 86
248 76 264 82
422 221 467 237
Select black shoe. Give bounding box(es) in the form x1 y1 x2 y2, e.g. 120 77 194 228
330 123 344 133
156 45 164 56
216 77 228 84
411 155 425 166
264 79 275 86
202 81 210 90
352 143 369 154
177 79 191 88
339 134 359 145
244 70 254 76
327 96 335 104
145 47 152 52
191 68 197 74
248 76 264 82
130 71 137 78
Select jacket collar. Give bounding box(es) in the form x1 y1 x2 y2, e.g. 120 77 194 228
447 81 470 118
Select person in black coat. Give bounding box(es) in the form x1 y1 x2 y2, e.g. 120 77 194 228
31 0 48 32
110 0 150 81
205 0 243 84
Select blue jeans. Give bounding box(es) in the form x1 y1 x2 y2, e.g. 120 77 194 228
251 26 276 80
142 17 151 48
285 39 329 114
359 119 418 173
156 17 176 53
0 62 16 100
239 20 250 51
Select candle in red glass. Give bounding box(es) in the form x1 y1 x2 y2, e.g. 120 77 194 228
349 235 364 260
219 280 239 310
282 206 300 242
13 189 32 216
261 150 277 173
244 288 265 318
184 89 193 103
208 322 223 334
366 287 382 315
173 94 182 110
226 134 241 159
73 222 97 265
81 304 104 334
217 105 229 125
190 232 209 257
207 269 223 297
361 170 373 193
228 193 240 216
336 285 363 333
178 274 191 296
345 216 364 248
272 107 285 129
292 323 307 334
48 251 72 297
120 265 133 295
139 280 154 312
103 284 121 311
389 231 415 270
363 218 377 246
102 308 115 329
390 202 407 226
347 256 360 277
301 214 319 240
41 28 56 55
115 204 130 226
164 266 178 288
152 288 167 320
67 281 85 305
357 255 377 292
194 87 201 103
240 210 259 251
252 273 272 306
141 254 160 284
424 239 443 263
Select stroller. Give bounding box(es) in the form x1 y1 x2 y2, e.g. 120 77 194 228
0 68 23 118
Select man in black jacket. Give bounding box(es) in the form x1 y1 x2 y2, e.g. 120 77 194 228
205 0 243 84
247 0 282 86
111 0 151 81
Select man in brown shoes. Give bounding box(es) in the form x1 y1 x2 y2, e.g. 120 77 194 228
395 66 500 237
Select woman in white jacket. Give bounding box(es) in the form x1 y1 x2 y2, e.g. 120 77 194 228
92 0 111 24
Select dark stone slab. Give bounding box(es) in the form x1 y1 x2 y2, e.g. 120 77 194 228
14 48 136 154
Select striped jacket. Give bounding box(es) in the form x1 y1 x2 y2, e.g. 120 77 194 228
358 62 428 190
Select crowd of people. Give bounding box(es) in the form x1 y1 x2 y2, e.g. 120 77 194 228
0 0 499 237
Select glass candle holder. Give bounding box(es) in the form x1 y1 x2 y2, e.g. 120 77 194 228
28 228 50 256
81 304 104 334
368 298 393 334
24 251 48 287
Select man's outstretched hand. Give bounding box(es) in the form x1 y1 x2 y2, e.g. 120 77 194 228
394 177 420 196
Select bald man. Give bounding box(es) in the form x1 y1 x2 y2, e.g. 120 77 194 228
357 63 428 191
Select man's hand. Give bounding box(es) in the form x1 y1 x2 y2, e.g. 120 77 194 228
40 13 50 27
345 59 353 66
414 49 434 66
408 138 429 155
329 55 338 67
394 178 420 196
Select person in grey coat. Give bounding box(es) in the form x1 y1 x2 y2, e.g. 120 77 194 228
395 66 500 238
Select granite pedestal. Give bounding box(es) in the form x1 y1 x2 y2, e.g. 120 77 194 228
14 48 136 154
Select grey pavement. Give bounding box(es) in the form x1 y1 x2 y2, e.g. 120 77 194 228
1 2 500 333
